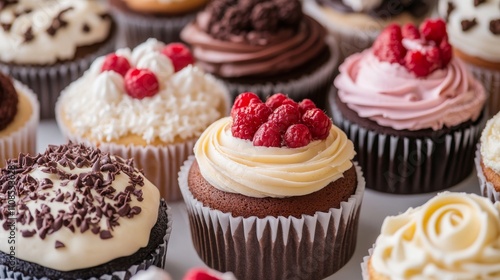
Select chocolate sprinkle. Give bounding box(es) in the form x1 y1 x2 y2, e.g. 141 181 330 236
23 26 34 42
82 23 91 33
46 7 73 37
55 241 65 249
100 230 113 240
461 18 478 31
490 19 500 35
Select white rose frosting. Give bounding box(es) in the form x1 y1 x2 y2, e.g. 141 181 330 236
439 0 500 63
0 0 112 65
58 38 228 144
371 192 500 279
481 112 500 174
342 0 382 12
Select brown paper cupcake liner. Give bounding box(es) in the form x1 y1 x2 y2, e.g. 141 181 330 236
179 156 365 280
0 201 172 280
475 146 500 203
329 91 486 194
466 64 500 117
0 34 117 119
0 81 39 167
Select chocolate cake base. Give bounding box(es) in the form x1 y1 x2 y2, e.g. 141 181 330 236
0 200 170 280
329 90 486 194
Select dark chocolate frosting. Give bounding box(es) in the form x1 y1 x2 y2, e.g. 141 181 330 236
0 72 18 131
316 0 431 18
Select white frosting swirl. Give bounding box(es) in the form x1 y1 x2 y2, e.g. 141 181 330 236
194 117 356 198
342 0 382 12
371 192 500 279
481 112 500 174
58 38 228 144
439 0 500 62
0 0 112 65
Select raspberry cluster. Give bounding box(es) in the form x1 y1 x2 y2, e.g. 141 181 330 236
373 18 452 78
230 93 332 148
100 43 195 99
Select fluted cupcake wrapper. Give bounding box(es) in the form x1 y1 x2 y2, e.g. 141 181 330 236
179 156 365 280
0 34 117 119
329 91 486 194
475 146 500 203
466 64 500 117
0 201 172 280
0 80 39 167
360 247 374 280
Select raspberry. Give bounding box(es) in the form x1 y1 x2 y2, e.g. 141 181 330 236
426 46 442 72
231 92 261 118
302 108 331 140
298 99 316 116
268 104 300 132
439 38 452 68
253 122 282 147
231 102 272 140
372 24 406 64
161 43 195 72
265 93 289 111
284 124 312 148
420 18 447 45
401 23 420 40
101 54 131 76
404 50 431 78
124 68 160 99
184 269 219 280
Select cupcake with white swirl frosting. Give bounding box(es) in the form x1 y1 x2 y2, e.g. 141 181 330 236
362 192 500 279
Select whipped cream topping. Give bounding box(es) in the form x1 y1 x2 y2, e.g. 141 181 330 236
58 38 228 144
439 0 500 63
480 112 500 174
0 0 112 65
371 192 500 279
334 50 486 131
131 266 172 280
194 117 355 198
342 0 382 12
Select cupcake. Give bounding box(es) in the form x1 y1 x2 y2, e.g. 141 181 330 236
56 38 230 201
130 267 237 280
476 111 500 202
179 93 365 279
0 142 172 280
0 72 39 168
439 0 500 116
304 0 434 60
362 192 500 279
0 0 116 119
331 19 486 194
109 0 208 48
180 0 339 109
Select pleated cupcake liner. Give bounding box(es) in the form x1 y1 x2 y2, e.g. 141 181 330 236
178 156 365 280
329 91 486 194
466 64 500 117
475 146 500 203
0 201 172 280
0 80 39 168
0 32 117 120
361 247 374 280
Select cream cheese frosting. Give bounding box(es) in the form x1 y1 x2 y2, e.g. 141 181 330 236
0 143 160 271
480 112 500 174
371 192 500 279
334 50 486 131
194 117 355 198
0 0 112 65
58 38 228 144
439 0 500 63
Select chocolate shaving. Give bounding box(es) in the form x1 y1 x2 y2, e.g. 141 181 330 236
82 23 91 33
461 18 477 31
445 2 455 23
100 230 113 240
0 0 18 10
1 22 11 32
490 19 500 35
55 241 65 249
23 26 34 42
474 0 486 6
46 7 73 37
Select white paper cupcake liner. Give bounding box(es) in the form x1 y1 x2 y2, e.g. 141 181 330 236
178 156 365 280
475 146 500 203
0 80 39 168
329 91 486 194
466 64 500 117
361 247 374 280
0 201 172 280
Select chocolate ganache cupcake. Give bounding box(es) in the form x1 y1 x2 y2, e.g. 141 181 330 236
0 143 171 280
180 0 339 109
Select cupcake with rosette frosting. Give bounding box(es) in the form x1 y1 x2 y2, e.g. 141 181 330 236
332 18 486 194
56 38 230 201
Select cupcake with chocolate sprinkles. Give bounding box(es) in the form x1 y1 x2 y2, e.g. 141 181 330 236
0 142 171 280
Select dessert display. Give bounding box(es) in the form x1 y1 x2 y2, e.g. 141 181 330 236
0 142 171 279
180 0 339 109
0 0 116 118
439 0 500 116
332 19 486 194
362 192 500 279
477 111 500 202
109 0 209 48
179 92 365 279
304 0 434 59
0 72 39 169
56 38 229 201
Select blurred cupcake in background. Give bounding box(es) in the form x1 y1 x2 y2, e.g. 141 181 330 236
0 0 116 119
109 0 209 48
439 0 500 116
180 0 339 109
304 0 434 60
476 111 500 202
56 38 230 201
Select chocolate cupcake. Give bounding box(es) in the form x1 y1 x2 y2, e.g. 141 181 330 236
0 0 116 119
331 19 486 194
0 142 171 280
179 93 365 279
180 0 339 109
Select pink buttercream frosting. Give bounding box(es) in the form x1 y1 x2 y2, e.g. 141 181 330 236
334 50 486 131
